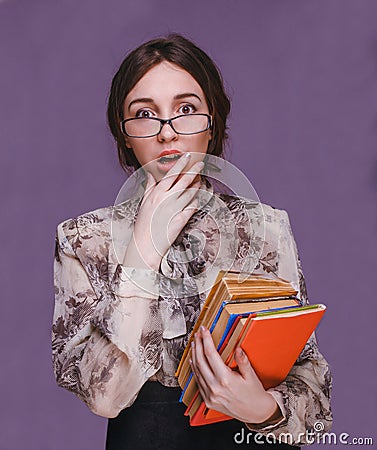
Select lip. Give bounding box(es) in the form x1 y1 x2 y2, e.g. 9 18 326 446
156 150 185 174
158 149 182 158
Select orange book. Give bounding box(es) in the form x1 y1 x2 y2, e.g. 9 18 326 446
176 271 297 381
185 304 326 426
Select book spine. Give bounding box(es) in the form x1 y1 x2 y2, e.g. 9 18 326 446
216 314 239 350
179 372 194 402
209 301 227 333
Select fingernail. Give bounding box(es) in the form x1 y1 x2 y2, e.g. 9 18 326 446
184 152 191 158
200 325 205 332
191 341 195 348
239 348 245 358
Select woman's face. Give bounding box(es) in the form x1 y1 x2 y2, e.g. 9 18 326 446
123 61 212 181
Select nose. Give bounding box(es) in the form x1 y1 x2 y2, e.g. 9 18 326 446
157 120 178 142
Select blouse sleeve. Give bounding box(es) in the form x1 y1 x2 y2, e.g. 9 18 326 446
52 220 163 418
245 209 333 446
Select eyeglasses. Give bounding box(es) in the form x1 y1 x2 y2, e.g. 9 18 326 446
120 113 212 138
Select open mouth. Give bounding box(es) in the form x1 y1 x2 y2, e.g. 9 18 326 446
158 153 183 164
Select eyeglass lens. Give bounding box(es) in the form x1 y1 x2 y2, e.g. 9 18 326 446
124 115 209 137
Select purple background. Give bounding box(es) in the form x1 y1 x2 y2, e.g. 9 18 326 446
1 0 376 449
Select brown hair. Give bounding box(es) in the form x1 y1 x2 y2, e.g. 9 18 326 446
106 33 231 173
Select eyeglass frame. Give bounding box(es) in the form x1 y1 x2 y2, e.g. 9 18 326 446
120 113 213 138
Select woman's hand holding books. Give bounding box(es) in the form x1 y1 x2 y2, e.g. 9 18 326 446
190 326 283 425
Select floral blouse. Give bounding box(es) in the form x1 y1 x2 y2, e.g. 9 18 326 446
52 183 332 445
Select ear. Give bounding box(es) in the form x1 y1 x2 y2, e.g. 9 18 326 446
208 117 213 141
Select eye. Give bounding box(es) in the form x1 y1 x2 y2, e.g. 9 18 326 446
179 104 197 115
135 109 153 118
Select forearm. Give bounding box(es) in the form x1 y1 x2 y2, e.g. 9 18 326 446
54 326 160 418
245 393 283 428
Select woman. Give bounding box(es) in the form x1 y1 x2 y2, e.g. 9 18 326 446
52 34 332 449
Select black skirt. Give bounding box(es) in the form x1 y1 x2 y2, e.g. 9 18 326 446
106 382 299 450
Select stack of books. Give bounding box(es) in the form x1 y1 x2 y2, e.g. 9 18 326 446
175 271 326 426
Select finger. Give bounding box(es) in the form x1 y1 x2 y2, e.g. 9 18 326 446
158 152 191 191
190 350 210 398
172 197 199 227
173 161 204 193
200 327 230 379
234 347 261 383
188 173 202 186
192 331 216 385
174 181 201 211
170 193 199 220
184 196 200 215
191 341 214 404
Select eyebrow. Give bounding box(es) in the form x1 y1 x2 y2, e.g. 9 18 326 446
127 92 202 112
